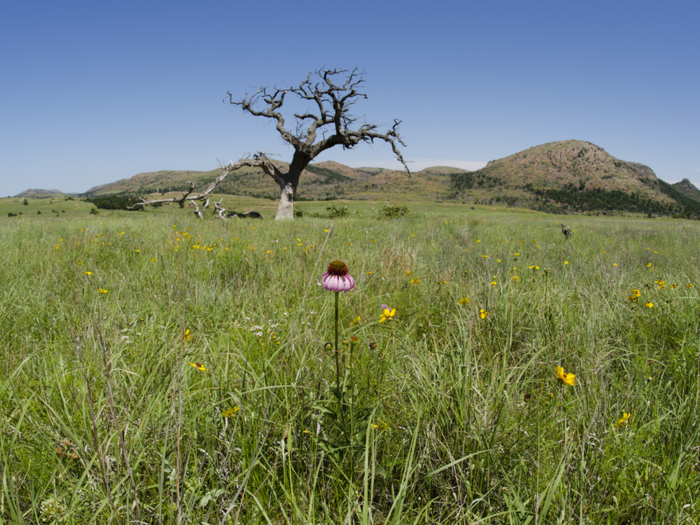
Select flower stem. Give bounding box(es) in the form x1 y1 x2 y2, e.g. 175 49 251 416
335 291 340 392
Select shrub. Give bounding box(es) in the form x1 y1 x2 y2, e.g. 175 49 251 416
327 205 349 218
379 204 410 219
89 207 99 215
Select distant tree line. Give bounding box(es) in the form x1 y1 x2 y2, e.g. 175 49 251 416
531 187 681 215
450 170 503 192
84 195 149 211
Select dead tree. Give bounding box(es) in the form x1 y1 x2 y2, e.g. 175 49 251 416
129 68 409 220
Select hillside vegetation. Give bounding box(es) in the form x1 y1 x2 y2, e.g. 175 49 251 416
672 178 700 201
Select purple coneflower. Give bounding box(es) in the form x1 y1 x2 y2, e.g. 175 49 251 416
319 260 354 393
318 260 355 292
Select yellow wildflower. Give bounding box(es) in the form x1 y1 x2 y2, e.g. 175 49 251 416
458 297 470 305
222 407 239 418
189 362 207 372
479 309 488 319
614 412 631 427
555 366 575 386
379 306 396 323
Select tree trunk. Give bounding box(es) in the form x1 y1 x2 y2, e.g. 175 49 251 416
275 180 296 220
274 164 303 220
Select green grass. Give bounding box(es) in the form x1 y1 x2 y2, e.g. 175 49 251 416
1 205 699 524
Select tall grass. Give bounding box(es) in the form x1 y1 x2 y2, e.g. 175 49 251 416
1 211 699 524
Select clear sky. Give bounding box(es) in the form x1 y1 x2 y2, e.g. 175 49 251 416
2 0 698 196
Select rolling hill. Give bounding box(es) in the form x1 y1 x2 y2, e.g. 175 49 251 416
82 161 466 202
14 189 76 198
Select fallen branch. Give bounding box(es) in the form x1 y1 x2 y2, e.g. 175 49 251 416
127 155 274 218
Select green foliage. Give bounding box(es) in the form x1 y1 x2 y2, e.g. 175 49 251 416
533 186 687 216
450 171 475 191
379 204 410 218
326 205 349 218
85 195 145 211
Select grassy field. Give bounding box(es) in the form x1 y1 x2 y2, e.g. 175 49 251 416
1 202 699 524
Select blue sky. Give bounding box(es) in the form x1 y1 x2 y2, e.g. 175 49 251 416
1 0 698 196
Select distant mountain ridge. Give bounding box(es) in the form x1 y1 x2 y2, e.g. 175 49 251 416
16 140 700 217
450 140 700 216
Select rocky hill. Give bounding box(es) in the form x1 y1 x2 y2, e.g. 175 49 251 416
451 140 699 216
671 178 700 201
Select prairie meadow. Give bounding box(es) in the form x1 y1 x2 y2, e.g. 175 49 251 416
1 203 699 524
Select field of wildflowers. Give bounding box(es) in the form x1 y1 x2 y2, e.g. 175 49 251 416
1 208 699 524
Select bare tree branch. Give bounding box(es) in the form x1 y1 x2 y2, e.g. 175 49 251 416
213 198 227 219
190 200 203 219
224 68 410 176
